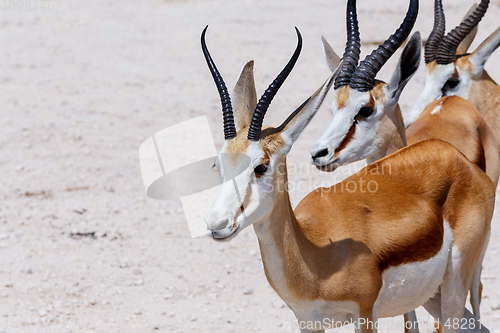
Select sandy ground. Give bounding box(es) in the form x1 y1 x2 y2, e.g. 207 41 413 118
1 0 500 332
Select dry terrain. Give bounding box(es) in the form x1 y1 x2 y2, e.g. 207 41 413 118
1 0 500 332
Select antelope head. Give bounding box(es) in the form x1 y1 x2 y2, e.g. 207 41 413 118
310 0 420 171
407 0 500 125
201 27 336 241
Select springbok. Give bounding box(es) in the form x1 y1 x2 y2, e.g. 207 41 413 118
201 16 494 333
310 0 499 323
309 0 419 169
406 0 500 148
310 0 421 329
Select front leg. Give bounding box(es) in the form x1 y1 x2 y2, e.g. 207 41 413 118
404 311 420 333
297 319 325 333
356 310 378 333
458 308 489 333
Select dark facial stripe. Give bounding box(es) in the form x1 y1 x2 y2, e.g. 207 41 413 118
335 122 357 154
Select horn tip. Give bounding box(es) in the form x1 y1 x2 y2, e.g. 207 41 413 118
201 25 209 40
294 27 302 39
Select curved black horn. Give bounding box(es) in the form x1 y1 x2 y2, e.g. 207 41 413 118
201 26 237 140
247 28 302 141
334 0 361 90
436 0 489 65
350 0 419 92
424 0 446 64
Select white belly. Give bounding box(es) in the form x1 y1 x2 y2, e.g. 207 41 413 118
255 221 453 328
376 221 453 318
290 299 360 331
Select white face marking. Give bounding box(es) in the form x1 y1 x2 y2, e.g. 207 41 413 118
376 221 453 318
310 89 386 170
204 140 286 241
407 62 474 126
407 64 455 125
430 100 445 115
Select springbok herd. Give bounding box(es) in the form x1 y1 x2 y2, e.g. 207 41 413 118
201 0 500 332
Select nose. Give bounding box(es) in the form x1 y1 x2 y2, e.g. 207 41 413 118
207 218 230 232
311 148 329 161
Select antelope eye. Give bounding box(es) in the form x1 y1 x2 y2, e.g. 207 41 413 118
254 164 268 175
355 107 374 121
442 76 460 93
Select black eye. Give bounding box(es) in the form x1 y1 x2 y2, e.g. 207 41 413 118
442 75 460 94
355 107 374 121
254 164 268 175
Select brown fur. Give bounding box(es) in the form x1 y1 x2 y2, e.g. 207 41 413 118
367 92 376 109
467 69 500 154
261 140 494 322
220 58 493 331
456 56 474 73
375 115 406 159
225 133 250 154
336 86 350 109
427 61 437 72
421 51 500 155
261 131 286 155
372 82 407 147
371 82 387 105
407 96 499 187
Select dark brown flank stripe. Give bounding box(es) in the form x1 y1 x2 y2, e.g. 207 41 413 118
378 217 444 271
475 129 487 173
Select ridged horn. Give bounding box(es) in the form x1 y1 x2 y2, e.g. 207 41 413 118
350 0 419 92
436 0 489 65
334 0 361 90
201 26 237 140
424 0 446 64
247 28 302 141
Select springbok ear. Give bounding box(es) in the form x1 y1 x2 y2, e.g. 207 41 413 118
232 61 258 131
269 69 337 148
321 36 341 72
469 26 500 75
386 32 421 108
457 4 479 54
